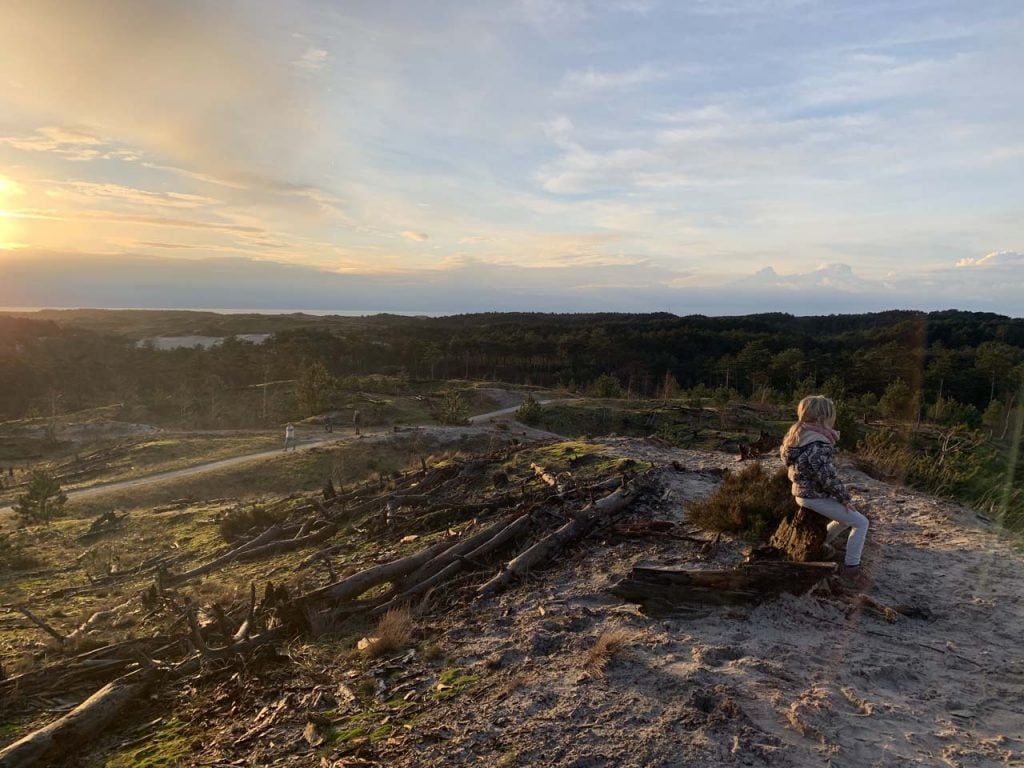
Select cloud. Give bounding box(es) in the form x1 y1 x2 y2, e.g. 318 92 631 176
956 251 1024 267
2 251 1020 317
43 180 216 210
401 231 429 242
559 64 673 95
0 126 122 162
0 1 317 184
294 47 329 72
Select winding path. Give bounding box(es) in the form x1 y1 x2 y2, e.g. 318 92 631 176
0 399 570 518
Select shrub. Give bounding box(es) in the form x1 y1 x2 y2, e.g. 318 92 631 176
687 463 793 541
217 502 286 543
361 607 413 658
515 394 543 425
880 378 917 421
588 374 623 399
13 470 67 526
584 627 634 678
0 533 41 570
435 390 468 425
855 426 989 497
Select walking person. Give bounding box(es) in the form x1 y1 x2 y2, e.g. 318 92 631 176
324 414 333 433
283 422 296 451
781 395 870 587
352 408 361 436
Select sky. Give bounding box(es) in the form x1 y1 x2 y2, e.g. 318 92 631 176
0 0 1022 315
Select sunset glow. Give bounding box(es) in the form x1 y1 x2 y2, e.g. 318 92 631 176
0 1 1021 313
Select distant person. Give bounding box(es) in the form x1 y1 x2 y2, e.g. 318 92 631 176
781 395 870 587
324 414 333 433
284 423 296 451
353 409 361 436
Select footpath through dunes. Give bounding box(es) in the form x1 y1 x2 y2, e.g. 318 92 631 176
1 433 1022 767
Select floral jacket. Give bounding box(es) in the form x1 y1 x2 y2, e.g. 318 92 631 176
781 434 851 504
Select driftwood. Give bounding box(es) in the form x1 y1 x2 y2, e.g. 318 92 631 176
478 481 642 596
768 507 829 562
611 561 837 613
0 669 157 768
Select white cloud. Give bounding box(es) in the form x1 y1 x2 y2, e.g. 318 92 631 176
401 230 429 242
956 251 1024 268
559 64 673 95
294 47 329 72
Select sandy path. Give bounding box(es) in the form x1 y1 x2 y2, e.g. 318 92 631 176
0 400 572 519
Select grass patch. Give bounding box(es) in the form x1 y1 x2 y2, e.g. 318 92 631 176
687 462 793 541
584 627 634 678
360 607 414 659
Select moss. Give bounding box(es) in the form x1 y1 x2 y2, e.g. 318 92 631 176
435 668 480 700
105 717 191 768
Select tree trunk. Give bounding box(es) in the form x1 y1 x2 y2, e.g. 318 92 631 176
768 506 829 562
611 561 836 613
0 670 155 768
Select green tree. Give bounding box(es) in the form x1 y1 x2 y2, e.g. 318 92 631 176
589 374 623 399
436 390 468 425
14 470 67 526
976 341 1022 403
880 378 916 421
295 360 333 416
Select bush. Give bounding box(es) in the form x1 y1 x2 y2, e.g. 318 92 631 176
217 502 286 543
0 533 41 570
515 394 543 425
687 463 793 541
588 374 623 399
855 426 989 497
13 470 67 526
880 378 917 421
435 390 468 425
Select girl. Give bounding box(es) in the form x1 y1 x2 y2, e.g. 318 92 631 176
780 395 869 584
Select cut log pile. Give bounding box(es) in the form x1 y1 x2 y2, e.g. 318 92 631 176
1 444 655 766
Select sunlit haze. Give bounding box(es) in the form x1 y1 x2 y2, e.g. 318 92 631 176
1 0 1022 314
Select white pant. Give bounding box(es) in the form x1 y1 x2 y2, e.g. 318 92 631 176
795 497 869 567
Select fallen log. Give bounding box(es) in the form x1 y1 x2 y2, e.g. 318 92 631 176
296 536 457 607
374 512 535 615
163 525 286 585
478 481 643 597
165 523 336 586
611 561 837 613
0 669 157 768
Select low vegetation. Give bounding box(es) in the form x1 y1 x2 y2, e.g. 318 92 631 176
687 463 794 541
584 627 635 678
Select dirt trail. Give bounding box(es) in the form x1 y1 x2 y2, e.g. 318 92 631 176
0 400 570 520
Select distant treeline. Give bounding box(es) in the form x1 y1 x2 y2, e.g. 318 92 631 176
1 309 1023 427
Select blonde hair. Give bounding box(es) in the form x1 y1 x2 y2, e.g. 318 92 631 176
780 395 837 454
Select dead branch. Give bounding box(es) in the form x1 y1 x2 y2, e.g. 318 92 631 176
296 536 457 608
373 512 534 615
478 481 644 597
165 523 336 586
16 605 67 644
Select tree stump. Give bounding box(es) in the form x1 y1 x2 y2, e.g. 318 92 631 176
768 506 829 562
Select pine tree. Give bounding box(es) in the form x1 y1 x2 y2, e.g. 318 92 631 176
13 470 67 526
